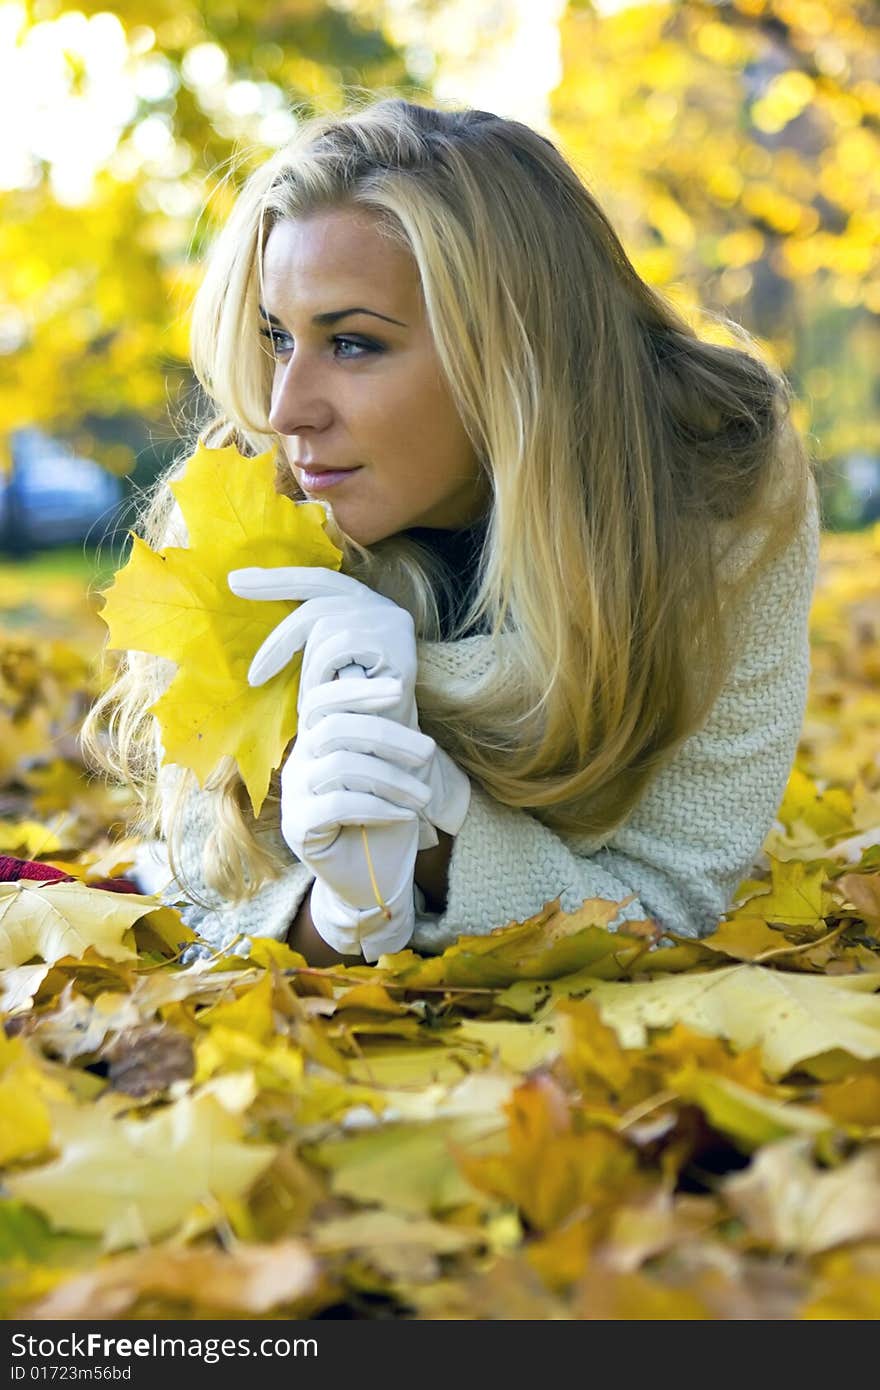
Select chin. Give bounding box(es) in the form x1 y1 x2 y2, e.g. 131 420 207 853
319 506 391 550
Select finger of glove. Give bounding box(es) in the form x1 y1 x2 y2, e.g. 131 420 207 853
281 737 430 830
289 789 418 845
228 566 374 604
244 596 365 688
420 742 473 837
298 674 406 730
308 750 431 813
305 711 436 771
300 616 416 696
281 811 339 858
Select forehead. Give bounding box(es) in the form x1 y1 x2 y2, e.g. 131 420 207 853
261 208 419 306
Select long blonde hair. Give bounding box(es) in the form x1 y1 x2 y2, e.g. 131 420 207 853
81 92 819 907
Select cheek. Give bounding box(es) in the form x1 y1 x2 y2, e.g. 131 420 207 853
383 386 460 454
356 396 431 464
355 362 467 470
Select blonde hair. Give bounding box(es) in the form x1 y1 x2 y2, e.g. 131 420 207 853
81 92 819 908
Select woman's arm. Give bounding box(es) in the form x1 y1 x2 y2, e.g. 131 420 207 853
410 492 821 955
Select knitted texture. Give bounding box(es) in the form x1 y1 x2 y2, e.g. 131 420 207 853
158 487 820 957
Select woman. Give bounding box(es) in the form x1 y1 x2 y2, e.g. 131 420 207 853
81 95 820 968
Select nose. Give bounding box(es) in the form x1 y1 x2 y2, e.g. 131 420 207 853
267 353 332 437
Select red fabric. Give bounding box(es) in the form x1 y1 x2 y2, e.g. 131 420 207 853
0 855 140 894
91 876 141 895
0 856 72 884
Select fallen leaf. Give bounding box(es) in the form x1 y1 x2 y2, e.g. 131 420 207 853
723 1137 880 1254
5 1090 276 1250
0 880 150 968
381 898 651 990
698 917 795 961
34 988 143 1063
406 1251 572 1320
199 970 276 1042
669 1067 832 1150
106 1025 195 1097
835 871 880 930
193 1025 304 1090
452 1018 563 1073
0 1036 68 1165
21 1238 321 1319
582 964 880 1080
802 1245 880 1319
596 1188 719 1273
0 963 50 1014
456 1074 640 1233
726 856 834 930
818 1070 880 1126
0 820 65 856
312 1209 480 1285
307 1113 506 1217
0 1201 99 1318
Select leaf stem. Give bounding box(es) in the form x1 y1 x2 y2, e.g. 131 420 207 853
750 917 850 963
360 825 393 921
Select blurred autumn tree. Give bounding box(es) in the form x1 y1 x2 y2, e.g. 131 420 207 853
555 0 880 524
0 0 434 491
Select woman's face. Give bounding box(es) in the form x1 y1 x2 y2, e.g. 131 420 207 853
260 207 491 546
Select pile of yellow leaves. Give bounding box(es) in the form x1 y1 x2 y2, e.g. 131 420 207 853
1 493 880 1320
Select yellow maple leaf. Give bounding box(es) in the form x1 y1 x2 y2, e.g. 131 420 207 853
0 880 153 968
98 441 343 815
582 964 880 1081
452 1018 564 1074
5 1091 277 1250
727 855 834 930
456 1073 640 1233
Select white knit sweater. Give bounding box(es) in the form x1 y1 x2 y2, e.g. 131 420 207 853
158 486 820 957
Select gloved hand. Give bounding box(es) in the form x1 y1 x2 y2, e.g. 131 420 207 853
227 566 472 848
277 659 432 960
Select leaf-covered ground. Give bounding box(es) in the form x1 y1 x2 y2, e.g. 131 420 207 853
2 527 880 1321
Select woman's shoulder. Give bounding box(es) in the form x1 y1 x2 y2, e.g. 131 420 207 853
712 469 820 592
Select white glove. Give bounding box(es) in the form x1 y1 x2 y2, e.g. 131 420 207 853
227 566 472 848
276 661 432 960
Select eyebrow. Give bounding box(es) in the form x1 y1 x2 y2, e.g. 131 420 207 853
258 304 408 328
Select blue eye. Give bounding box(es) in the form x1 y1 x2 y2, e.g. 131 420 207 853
258 328 378 360
258 327 289 352
333 336 375 360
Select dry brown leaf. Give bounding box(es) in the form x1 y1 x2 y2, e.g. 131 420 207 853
21 1239 322 1319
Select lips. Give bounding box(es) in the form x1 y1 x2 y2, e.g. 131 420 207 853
298 465 363 492
297 464 358 474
